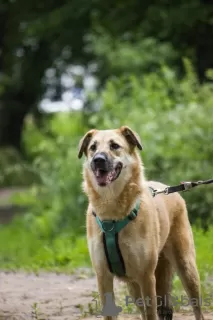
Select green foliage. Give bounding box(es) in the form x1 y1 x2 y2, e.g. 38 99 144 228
0 147 38 187
0 113 91 271
1 0 213 151
0 0 213 281
15 112 88 239
194 227 213 276
0 50 213 271
87 33 178 80
89 60 213 227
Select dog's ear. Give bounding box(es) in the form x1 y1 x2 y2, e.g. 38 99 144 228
120 126 143 150
78 129 97 159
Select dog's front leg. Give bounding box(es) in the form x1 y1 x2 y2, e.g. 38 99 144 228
142 273 157 320
96 271 119 320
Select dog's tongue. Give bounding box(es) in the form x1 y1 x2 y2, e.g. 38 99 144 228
95 169 116 186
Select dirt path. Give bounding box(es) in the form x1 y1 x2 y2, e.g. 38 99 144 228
0 271 213 320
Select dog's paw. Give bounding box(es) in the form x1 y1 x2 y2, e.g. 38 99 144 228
157 306 173 320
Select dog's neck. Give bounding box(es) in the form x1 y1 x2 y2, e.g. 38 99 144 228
83 160 146 220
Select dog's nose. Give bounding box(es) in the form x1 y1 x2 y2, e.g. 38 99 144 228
91 152 109 171
93 153 107 165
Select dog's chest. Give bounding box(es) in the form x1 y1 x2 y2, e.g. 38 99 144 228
88 228 148 279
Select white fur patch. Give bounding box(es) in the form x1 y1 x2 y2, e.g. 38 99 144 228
88 235 106 271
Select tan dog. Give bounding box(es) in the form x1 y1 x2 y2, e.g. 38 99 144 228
78 126 204 320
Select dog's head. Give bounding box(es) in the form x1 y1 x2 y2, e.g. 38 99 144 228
78 126 143 189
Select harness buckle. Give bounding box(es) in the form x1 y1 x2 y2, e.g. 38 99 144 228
128 211 137 220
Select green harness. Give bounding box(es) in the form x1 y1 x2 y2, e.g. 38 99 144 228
92 200 141 277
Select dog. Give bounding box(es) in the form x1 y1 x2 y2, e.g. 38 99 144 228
78 126 204 320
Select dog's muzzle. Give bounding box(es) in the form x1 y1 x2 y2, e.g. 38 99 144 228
91 152 109 171
91 152 123 187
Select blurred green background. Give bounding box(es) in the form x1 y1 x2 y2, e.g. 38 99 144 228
0 0 213 280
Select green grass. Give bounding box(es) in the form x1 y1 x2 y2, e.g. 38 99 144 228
0 218 212 292
0 218 91 273
0 218 212 315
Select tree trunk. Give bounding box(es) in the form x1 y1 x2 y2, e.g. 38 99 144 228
196 0 213 81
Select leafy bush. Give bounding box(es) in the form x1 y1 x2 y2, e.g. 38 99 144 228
89 60 213 227
0 55 213 270
87 33 178 79
0 112 91 271
0 147 38 187
14 112 89 238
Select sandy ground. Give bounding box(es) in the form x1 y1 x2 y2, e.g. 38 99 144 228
0 271 213 320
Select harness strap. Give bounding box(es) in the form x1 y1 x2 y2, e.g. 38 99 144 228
92 178 213 276
92 200 140 277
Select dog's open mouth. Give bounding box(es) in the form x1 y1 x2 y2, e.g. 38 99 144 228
94 163 123 186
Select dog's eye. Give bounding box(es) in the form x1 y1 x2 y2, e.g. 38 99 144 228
110 143 120 150
90 144 96 151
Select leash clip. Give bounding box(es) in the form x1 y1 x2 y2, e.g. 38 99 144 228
182 181 193 191
150 187 169 197
197 180 203 185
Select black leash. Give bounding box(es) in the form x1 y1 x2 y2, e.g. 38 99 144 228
150 179 213 197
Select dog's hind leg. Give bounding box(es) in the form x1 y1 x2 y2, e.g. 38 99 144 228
155 252 174 320
127 282 146 320
170 208 204 320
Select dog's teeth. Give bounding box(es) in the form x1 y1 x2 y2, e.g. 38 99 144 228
96 169 101 177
